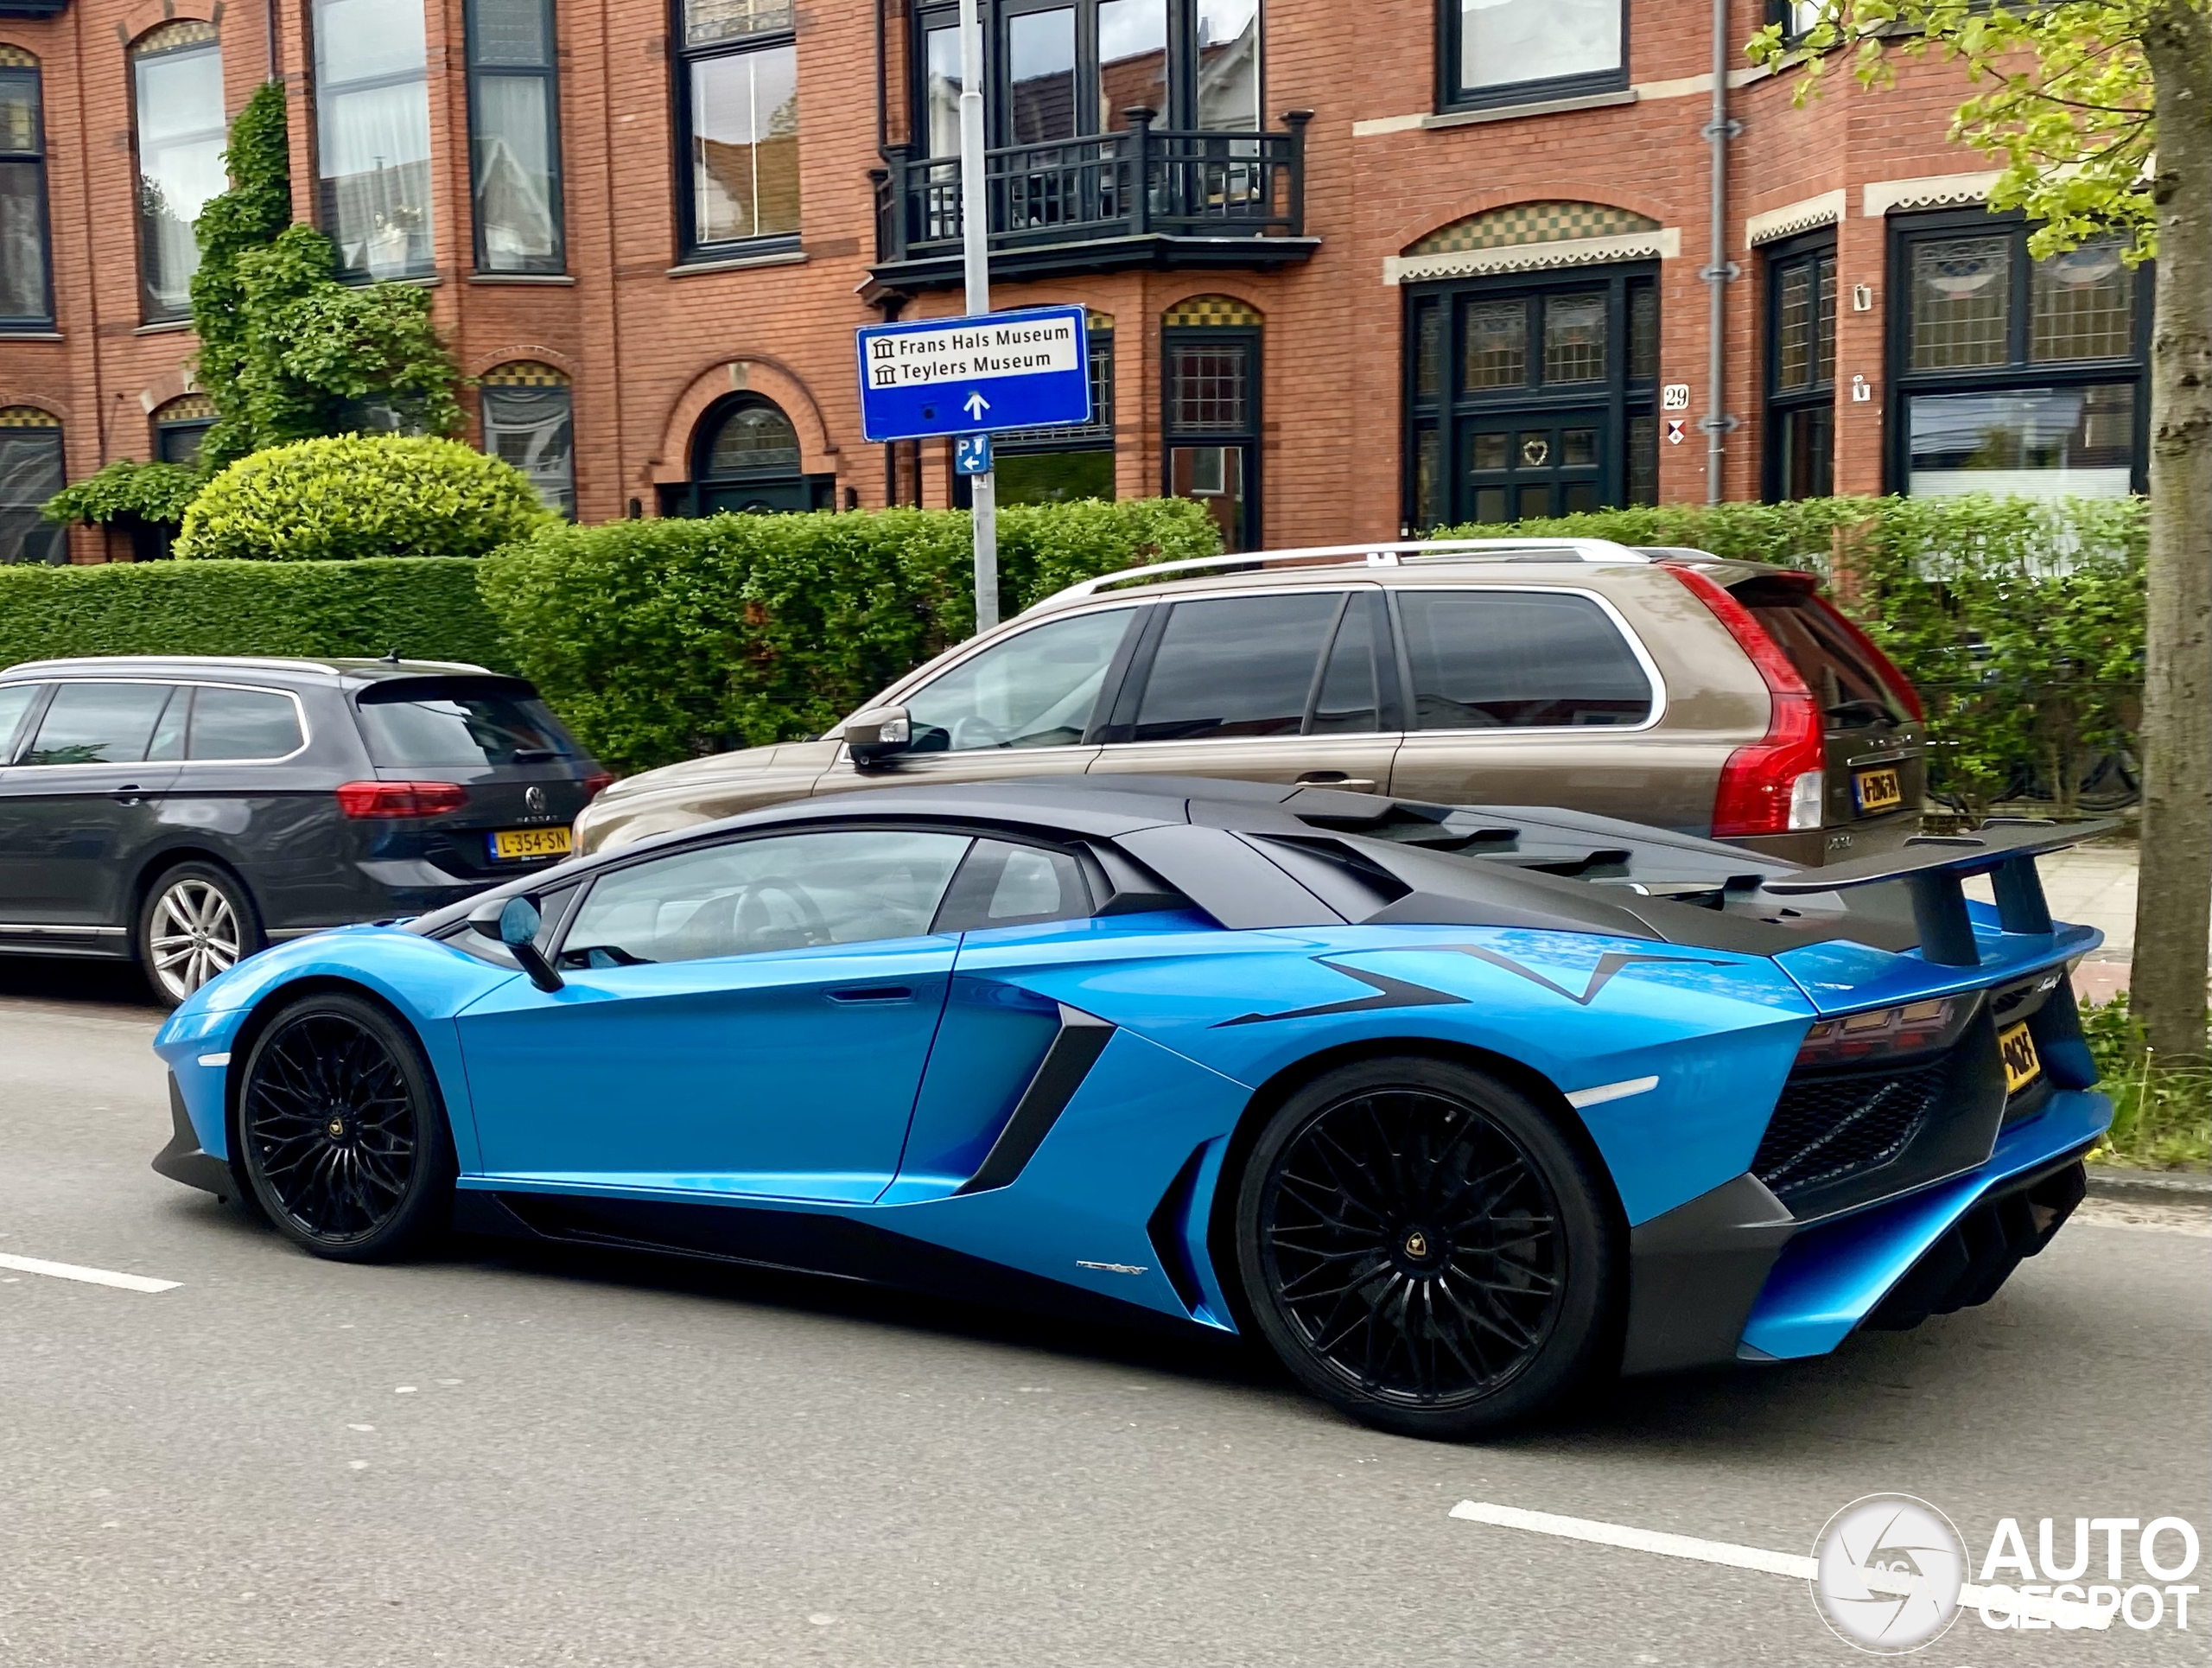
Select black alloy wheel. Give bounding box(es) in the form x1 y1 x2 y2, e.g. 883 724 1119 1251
238 993 455 1261
1236 1057 1618 1440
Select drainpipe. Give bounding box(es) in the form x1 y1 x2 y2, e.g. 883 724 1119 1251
1700 0 1741 502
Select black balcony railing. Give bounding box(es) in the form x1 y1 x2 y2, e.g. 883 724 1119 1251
874 108 1311 274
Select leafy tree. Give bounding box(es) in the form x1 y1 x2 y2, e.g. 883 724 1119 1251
1751 0 2210 1062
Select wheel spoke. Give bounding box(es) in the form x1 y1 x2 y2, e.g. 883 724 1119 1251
243 1009 422 1246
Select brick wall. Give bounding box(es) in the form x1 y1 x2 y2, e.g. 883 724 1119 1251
0 0 2020 558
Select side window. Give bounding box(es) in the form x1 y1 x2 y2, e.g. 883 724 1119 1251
21 682 180 766
1312 593 1382 735
932 838 1092 933
1130 592 1348 742
558 829 973 967
0 682 41 759
1399 590 1652 729
188 687 305 760
903 607 1135 754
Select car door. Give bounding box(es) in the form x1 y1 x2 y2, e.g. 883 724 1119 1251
1382 587 1677 824
0 680 184 933
1085 588 1402 793
453 825 976 1203
809 603 1141 794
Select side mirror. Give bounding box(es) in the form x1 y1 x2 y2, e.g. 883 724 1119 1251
467 894 563 992
842 703 912 769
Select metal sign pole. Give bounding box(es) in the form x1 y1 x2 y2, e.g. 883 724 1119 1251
957 0 997 633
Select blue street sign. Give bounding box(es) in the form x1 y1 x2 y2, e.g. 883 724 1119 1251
953 434 993 475
856 305 1090 443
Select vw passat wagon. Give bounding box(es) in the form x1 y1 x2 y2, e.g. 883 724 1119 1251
0 656 607 1003
576 539 1927 865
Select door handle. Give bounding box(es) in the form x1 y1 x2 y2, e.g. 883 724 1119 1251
111 783 147 804
1295 773 1376 792
826 984 914 1003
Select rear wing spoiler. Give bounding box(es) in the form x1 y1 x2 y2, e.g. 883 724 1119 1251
1762 818 2119 967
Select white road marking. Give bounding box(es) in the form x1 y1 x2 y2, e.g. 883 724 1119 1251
1448 1500 2106 1629
0 1252 180 1294
1565 1075 1660 1109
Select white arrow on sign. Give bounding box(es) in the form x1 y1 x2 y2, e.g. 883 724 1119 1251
963 392 990 420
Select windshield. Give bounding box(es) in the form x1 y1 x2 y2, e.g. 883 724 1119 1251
353 679 583 767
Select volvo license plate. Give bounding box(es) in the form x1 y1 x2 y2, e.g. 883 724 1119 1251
1853 767 1904 814
489 826 571 862
1998 1021 2043 1095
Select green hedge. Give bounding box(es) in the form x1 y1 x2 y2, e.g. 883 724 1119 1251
0 498 1217 774
0 557 512 670
1437 494 2146 815
481 498 1218 772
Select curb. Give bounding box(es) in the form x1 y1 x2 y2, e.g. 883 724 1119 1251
2084 1165 2212 1206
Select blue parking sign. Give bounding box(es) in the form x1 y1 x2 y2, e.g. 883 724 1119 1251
953 435 993 475
857 306 1090 443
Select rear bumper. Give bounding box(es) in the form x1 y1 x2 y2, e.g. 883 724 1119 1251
1621 1086 2109 1374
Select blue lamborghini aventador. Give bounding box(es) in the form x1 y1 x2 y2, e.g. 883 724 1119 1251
151 777 2110 1439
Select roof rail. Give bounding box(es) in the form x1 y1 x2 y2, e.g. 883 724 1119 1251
1 653 346 677
1030 538 1655 611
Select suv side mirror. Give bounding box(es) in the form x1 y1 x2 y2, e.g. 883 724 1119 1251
843 704 912 769
467 894 563 992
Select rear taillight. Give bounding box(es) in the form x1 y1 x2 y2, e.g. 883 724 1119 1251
582 772 613 801
1796 996 1971 1068
335 780 469 818
1667 564 1826 837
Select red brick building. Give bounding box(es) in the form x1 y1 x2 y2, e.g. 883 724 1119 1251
0 0 2154 563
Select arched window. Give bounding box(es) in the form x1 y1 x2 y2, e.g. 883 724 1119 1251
670 394 824 515
132 22 226 322
151 393 218 466
480 361 574 516
0 405 64 564
0 46 52 329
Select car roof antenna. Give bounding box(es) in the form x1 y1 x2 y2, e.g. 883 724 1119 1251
381 646 402 664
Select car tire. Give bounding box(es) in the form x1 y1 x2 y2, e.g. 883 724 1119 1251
137 861 264 1008
1233 1056 1618 1441
236 991 456 1263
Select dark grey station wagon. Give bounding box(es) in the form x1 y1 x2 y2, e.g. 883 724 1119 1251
0 656 606 1003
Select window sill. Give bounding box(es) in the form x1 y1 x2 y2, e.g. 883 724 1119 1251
135 319 194 335
339 271 443 289
0 328 62 341
467 271 577 285
666 247 807 278
1424 88 1637 130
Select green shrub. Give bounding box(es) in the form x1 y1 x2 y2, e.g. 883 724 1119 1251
2081 991 2212 1170
1436 493 2146 815
175 435 554 563
41 459 206 532
481 498 1219 773
0 557 511 671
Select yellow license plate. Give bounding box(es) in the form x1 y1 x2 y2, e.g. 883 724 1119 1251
490 825 572 862
1854 767 1904 814
1998 1021 2043 1095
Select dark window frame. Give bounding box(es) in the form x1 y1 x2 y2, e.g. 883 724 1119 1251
479 374 576 517
1761 227 1838 502
465 0 568 274
0 417 65 563
129 27 226 324
1401 261 1657 530
1435 0 1626 116
309 0 440 282
0 60 54 330
910 0 1262 150
671 0 801 261
1160 320 1260 550
1883 206 2153 496
665 391 830 516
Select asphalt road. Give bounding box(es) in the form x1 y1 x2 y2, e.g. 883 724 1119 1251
2 962 2207 1668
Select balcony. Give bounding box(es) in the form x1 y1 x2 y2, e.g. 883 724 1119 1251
868 109 1318 296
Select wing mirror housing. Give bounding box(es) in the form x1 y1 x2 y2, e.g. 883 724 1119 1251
468 894 563 992
843 704 912 769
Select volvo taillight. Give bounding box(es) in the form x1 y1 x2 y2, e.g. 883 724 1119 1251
335 780 469 818
1666 564 1826 837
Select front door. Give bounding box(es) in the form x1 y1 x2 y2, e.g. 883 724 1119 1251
1086 588 1402 792
0 680 184 931
1461 416 1608 523
454 827 976 1203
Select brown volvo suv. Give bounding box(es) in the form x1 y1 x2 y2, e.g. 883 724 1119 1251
573 539 1927 865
